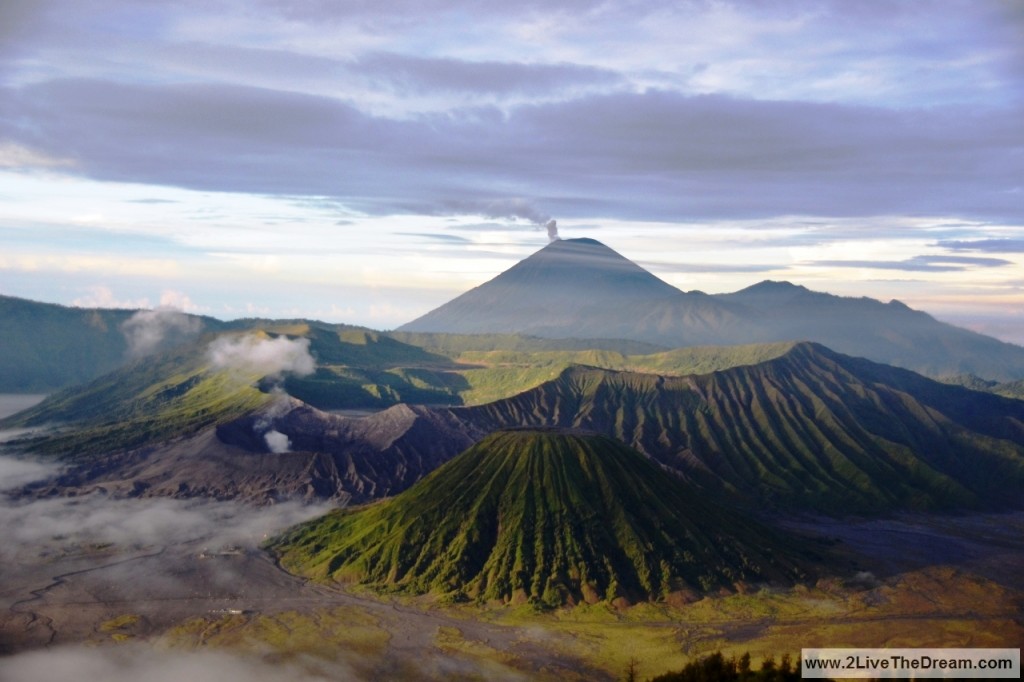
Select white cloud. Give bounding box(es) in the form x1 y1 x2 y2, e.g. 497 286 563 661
71 284 150 309
0 0 1022 339
0 494 332 562
0 253 182 278
207 334 316 378
121 306 204 357
0 455 61 491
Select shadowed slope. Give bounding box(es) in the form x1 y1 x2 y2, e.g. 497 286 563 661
451 343 1024 514
0 295 218 392
398 238 751 346
271 430 816 605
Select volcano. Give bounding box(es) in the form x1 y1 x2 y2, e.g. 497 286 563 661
270 429 817 606
398 237 750 347
398 238 1024 380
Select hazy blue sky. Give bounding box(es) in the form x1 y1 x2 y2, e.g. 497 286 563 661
1 1 1023 340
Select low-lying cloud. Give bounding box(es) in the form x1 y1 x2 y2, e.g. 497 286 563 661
206 334 315 378
0 455 61 491
121 306 203 358
0 645 345 682
0 493 332 562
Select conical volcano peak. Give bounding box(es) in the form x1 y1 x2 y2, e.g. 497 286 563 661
543 236 610 250
271 429 816 605
398 238 688 336
508 236 670 286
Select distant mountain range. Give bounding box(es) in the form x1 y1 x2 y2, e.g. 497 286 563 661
4 238 1024 394
15 337 1024 516
400 238 1024 381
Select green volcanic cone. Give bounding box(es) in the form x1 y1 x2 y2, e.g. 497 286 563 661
271 429 816 606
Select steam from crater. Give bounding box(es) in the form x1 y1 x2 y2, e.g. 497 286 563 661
456 199 559 241
545 219 559 242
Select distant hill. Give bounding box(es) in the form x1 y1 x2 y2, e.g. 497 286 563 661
0 295 218 392
718 280 1024 380
270 430 817 605
399 239 1024 381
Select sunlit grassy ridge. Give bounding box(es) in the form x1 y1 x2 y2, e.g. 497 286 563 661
5 335 272 458
3 324 804 457
271 430 817 606
450 342 797 405
451 343 1024 514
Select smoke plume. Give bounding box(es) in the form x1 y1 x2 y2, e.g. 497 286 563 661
121 307 203 358
545 219 559 242
206 334 315 378
450 198 559 240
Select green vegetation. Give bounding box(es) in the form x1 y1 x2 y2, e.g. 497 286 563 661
649 651 805 682
450 342 796 405
387 331 665 356
164 606 389 679
995 380 1024 399
940 373 1024 400
271 430 816 605
0 294 216 392
10 326 1023 518
4 337 271 458
455 343 1024 514
1 317 805 458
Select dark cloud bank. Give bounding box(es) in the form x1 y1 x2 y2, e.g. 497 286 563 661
2 81 1022 224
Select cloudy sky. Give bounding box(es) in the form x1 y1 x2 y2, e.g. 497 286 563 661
1 0 1023 340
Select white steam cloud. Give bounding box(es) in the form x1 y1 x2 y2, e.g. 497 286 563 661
263 429 292 453
121 306 203 357
206 334 315 378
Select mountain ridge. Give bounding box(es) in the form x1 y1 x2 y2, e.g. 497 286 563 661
15 339 1024 515
399 238 1024 381
445 341 1024 513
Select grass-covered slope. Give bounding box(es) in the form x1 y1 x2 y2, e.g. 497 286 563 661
282 326 468 408
3 337 272 458
0 324 467 455
0 295 216 392
452 343 1024 514
271 430 815 605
